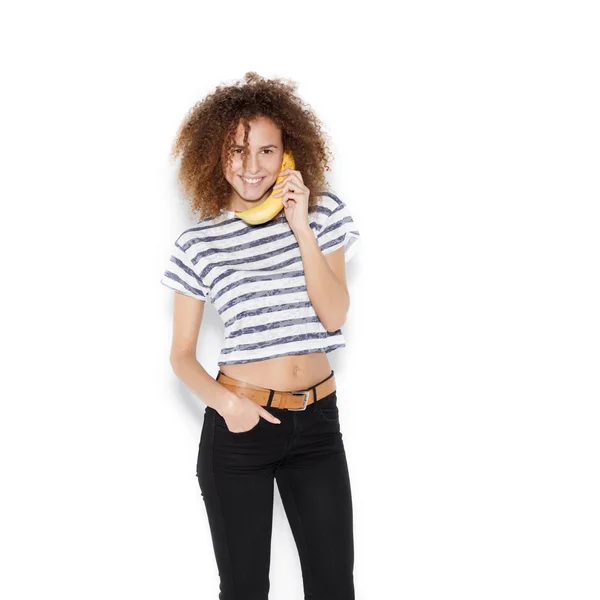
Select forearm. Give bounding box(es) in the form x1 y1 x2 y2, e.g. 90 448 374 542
169 352 235 414
295 226 349 331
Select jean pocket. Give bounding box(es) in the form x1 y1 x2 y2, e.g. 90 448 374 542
316 392 339 422
215 411 263 435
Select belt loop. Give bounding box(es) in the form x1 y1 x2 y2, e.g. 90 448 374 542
311 385 317 404
266 389 274 409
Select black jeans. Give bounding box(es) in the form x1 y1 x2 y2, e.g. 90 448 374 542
196 371 355 600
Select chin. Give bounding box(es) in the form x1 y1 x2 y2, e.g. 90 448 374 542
237 190 263 202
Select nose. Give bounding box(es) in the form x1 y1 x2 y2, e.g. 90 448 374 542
247 152 262 174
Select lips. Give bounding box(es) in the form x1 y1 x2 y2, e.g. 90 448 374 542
240 176 266 186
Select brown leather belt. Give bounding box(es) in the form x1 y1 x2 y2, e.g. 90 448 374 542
215 370 336 411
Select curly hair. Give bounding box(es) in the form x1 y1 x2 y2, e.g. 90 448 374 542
170 72 334 220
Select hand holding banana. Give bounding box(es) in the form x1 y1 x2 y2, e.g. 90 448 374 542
273 167 311 234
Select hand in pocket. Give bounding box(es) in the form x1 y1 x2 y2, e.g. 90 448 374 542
219 393 281 433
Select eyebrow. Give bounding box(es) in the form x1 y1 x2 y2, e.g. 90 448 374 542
233 144 278 149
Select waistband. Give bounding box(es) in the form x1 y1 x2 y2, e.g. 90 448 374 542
215 370 336 411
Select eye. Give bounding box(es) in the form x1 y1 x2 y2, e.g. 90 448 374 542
263 149 273 154
233 148 244 154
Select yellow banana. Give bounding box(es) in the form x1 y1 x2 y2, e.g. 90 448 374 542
234 150 296 224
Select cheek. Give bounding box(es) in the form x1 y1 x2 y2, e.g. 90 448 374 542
224 155 241 174
231 156 244 172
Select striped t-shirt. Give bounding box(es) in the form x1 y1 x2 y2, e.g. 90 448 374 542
160 191 361 365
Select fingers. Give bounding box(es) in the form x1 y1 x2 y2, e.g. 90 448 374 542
281 192 298 206
258 406 281 424
273 181 298 197
275 185 307 204
274 173 305 193
278 168 304 183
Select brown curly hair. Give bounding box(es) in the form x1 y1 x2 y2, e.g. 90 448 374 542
170 72 334 220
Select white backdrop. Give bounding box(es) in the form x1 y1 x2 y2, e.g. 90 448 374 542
2 1 599 599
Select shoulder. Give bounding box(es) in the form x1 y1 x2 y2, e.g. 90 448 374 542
173 213 228 250
313 191 346 222
315 190 342 208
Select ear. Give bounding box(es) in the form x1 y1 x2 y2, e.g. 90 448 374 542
324 245 348 291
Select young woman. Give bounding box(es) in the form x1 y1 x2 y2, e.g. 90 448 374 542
161 72 361 600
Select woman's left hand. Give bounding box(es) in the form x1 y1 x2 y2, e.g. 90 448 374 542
273 169 311 233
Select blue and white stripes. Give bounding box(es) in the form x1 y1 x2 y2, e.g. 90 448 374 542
160 191 361 365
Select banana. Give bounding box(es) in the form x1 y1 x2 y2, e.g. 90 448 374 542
234 150 296 224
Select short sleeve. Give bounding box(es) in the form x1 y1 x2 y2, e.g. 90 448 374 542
160 238 210 302
316 193 361 263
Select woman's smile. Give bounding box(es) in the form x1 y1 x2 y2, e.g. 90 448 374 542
240 175 266 187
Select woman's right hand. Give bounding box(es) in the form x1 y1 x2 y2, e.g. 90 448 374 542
218 392 281 433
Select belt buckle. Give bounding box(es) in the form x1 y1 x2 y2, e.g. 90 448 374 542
287 389 310 411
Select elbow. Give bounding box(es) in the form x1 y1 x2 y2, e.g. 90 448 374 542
169 350 194 373
319 293 351 332
169 353 182 375
324 296 350 332
321 298 350 333
324 314 347 333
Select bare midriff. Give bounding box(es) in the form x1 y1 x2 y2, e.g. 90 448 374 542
219 351 333 392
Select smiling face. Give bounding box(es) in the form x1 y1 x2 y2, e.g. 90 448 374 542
222 116 284 212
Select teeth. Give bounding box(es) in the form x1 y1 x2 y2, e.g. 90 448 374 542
242 177 263 184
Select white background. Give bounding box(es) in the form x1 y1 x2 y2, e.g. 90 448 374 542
2 1 599 598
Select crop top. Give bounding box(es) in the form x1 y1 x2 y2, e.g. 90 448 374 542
160 191 361 365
